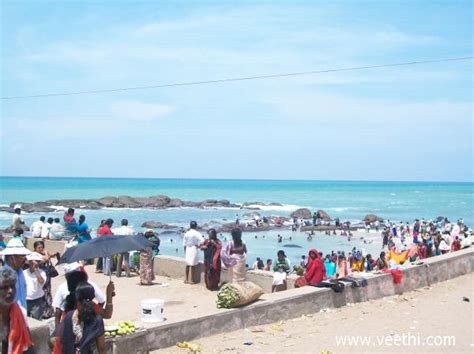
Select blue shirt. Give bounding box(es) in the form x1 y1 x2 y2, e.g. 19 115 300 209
3 262 27 309
324 259 336 278
76 222 91 243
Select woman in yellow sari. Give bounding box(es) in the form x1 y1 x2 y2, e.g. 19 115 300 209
387 247 410 265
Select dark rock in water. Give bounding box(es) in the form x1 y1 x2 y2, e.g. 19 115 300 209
117 195 140 208
168 199 183 208
242 211 261 219
283 244 303 248
159 230 177 235
98 196 119 207
290 208 312 219
242 202 266 206
162 224 178 229
269 202 283 206
141 221 163 229
85 201 101 209
182 201 200 208
364 214 383 223
148 195 171 208
141 221 177 229
5 195 273 212
316 209 331 221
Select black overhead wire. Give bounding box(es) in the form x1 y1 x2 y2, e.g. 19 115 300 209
1 56 472 100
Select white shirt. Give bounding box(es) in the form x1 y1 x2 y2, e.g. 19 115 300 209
50 222 66 237
41 223 52 238
23 269 46 300
12 214 23 227
113 225 135 236
31 220 44 237
182 229 204 247
52 280 106 311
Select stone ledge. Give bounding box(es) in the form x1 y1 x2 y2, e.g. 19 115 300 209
105 247 473 353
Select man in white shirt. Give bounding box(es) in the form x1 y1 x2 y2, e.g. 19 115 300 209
50 218 66 239
52 262 106 326
23 253 47 320
183 221 204 284
113 219 135 277
11 204 27 231
30 216 45 238
41 217 54 239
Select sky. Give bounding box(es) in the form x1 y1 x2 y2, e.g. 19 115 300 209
0 0 472 182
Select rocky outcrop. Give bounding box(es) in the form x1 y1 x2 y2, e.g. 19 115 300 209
6 196 245 213
216 223 273 233
290 208 312 219
316 209 331 221
242 211 261 219
364 214 383 223
141 221 178 229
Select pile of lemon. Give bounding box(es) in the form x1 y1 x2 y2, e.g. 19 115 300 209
104 321 138 338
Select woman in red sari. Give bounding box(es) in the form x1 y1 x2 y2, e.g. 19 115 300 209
304 249 326 286
201 228 222 290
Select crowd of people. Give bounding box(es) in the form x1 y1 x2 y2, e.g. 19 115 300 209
0 205 471 352
4 205 162 286
0 231 117 353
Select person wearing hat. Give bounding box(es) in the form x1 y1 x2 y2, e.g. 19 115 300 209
0 267 33 353
23 252 47 320
272 250 290 292
11 204 28 232
182 221 204 284
0 238 31 310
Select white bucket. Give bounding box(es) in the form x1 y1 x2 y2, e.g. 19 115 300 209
141 299 164 323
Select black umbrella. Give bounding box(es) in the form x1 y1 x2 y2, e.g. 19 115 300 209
58 235 153 266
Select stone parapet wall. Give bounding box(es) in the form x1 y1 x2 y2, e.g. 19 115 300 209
25 244 473 353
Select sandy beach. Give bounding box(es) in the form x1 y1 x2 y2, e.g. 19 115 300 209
152 273 474 353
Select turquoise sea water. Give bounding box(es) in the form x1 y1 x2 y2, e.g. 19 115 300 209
1 177 472 264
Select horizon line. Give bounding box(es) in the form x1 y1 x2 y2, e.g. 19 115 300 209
1 175 472 184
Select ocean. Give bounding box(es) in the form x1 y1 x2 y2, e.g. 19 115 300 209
0 177 472 265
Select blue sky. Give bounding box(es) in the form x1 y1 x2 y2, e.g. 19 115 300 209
1 0 472 181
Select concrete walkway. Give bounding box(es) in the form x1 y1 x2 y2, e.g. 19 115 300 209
153 272 474 353
51 265 224 326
